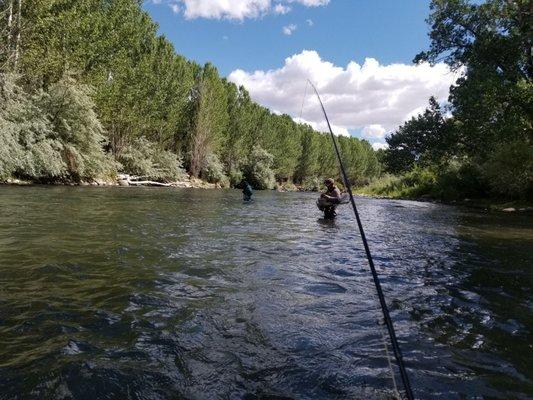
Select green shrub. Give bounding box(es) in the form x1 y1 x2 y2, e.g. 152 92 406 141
0 74 117 181
360 174 403 197
201 153 229 187
300 176 321 191
275 180 298 191
482 141 533 198
434 161 486 200
228 168 244 188
118 137 186 182
362 162 490 201
0 74 65 180
42 78 118 180
402 166 438 196
243 145 275 190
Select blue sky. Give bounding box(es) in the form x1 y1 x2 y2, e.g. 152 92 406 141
143 1 431 77
142 1 459 149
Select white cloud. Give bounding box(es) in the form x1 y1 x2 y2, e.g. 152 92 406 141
158 0 329 20
362 124 386 139
294 117 350 136
169 3 180 13
282 24 297 35
289 0 329 5
274 4 291 14
372 142 388 151
179 0 270 20
228 50 461 147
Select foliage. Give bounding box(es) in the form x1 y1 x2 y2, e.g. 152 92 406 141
0 73 115 181
416 0 531 155
383 97 457 173
482 141 533 198
228 169 244 188
0 73 56 179
201 153 229 187
117 137 186 182
300 176 322 191
40 76 117 180
377 0 532 201
186 63 229 177
362 163 490 201
243 145 276 190
0 0 403 189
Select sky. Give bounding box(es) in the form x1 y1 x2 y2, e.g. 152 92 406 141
143 0 461 149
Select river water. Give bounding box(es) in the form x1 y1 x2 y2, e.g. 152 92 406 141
0 187 531 399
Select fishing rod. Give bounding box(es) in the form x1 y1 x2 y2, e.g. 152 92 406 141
307 80 414 400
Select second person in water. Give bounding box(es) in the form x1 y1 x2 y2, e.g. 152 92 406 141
242 180 253 201
319 178 341 219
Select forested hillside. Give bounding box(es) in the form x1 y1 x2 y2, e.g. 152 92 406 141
0 0 380 189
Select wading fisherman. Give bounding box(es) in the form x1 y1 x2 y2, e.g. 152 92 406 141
242 180 253 201
319 178 341 219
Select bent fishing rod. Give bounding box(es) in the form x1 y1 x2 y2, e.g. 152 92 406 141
307 80 414 400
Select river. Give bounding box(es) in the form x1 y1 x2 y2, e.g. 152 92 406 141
0 187 531 399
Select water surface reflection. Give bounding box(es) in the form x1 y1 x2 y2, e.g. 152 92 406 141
0 187 531 399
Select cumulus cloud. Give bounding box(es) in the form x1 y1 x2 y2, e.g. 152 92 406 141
159 0 329 20
274 4 291 14
169 3 180 13
179 0 270 20
361 124 386 139
294 117 350 136
372 143 388 151
288 0 329 5
228 50 461 144
282 24 297 35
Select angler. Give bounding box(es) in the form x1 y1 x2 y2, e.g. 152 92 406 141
308 80 414 400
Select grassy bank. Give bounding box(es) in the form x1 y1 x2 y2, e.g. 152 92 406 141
357 170 532 212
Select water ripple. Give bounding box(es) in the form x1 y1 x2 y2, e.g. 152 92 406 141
0 187 531 399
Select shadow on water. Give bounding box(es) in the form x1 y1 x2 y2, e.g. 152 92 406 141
0 187 531 399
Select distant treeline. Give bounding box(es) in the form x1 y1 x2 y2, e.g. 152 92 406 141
372 0 532 200
0 0 379 189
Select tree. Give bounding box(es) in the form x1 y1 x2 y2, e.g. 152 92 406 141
243 145 275 190
383 97 456 173
415 0 532 159
221 83 255 174
187 63 228 177
294 127 318 183
2 0 384 188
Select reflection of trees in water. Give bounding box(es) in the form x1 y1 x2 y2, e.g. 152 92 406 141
412 210 533 397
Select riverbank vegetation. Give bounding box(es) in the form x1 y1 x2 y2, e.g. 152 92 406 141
0 0 379 189
363 0 532 202
0 0 529 202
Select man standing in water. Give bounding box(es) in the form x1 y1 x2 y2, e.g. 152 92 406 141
242 180 253 202
319 178 341 219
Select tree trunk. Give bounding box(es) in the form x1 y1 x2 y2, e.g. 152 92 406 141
3 0 14 70
13 0 21 70
7 0 13 45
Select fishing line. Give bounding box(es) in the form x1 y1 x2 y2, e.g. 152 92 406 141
299 80 309 120
307 79 414 400
380 318 401 399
